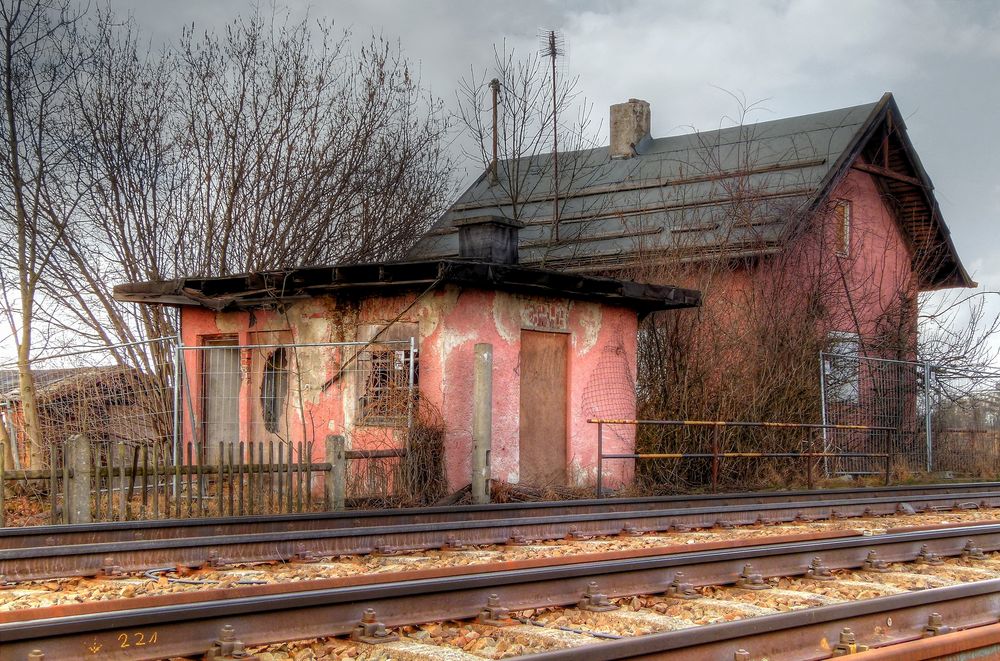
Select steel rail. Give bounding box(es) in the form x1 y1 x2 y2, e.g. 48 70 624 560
3 481 995 550
5 523 1000 660
5 488 1000 581
517 581 1000 660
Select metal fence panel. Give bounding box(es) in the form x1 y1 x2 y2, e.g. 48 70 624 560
821 353 1000 478
820 352 927 475
1 337 422 524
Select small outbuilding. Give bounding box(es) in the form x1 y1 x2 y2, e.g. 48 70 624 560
115 218 699 493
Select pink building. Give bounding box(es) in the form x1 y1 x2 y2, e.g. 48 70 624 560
115 218 699 493
409 93 973 475
411 93 971 352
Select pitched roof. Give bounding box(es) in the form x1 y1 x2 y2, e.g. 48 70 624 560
409 93 972 290
0 366 150 403
0 368 86 401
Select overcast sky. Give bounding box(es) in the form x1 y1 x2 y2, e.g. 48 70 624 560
117 0 999 300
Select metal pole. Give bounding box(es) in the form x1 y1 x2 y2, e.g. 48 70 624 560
489 78 500 185
472 343 492 505
171 338 182 496
406 336 416 430
596 422 603 498
924 361 933 473
711 425 719 493
806 430 813 491
818 352 830 477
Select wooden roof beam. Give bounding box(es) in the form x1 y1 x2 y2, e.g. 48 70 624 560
852 162 926 188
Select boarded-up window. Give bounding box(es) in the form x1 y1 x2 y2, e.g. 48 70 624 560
834 201 851 257
356 323 418 427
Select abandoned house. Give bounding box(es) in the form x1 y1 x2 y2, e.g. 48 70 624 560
409 93 974 471
114 217 699 493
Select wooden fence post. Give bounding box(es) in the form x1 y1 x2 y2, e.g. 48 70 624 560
326 435 346 511
66 434 93 524
0 441 5 527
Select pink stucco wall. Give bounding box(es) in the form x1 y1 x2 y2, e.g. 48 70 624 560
681 166 919 353
820 168 918 339
178 284 638 492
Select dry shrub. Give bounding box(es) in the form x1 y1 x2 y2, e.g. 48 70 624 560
345 397 447 509
398 400 448 505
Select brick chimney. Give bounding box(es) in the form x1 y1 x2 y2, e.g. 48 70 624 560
455 215 523 264
609 98 651 159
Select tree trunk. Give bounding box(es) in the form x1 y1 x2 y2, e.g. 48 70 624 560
16 334 42 469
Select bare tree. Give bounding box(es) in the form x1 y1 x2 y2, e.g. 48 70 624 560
29 9 453 354
0 6 455 469
0 0 85 468
172 13 452 275
455 41 605 265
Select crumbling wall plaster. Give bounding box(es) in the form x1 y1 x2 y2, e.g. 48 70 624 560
180 284 641 493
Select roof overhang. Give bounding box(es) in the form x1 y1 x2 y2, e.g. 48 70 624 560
114 260 701 315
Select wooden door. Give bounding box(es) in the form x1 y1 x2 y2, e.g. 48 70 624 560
519 330 568 485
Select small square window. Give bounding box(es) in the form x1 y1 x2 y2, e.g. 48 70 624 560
355 323 419 428
834 201 851 257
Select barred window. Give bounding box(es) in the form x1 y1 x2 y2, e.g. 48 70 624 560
355 323 418 427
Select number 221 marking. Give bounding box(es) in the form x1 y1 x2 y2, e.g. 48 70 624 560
117 631 158 648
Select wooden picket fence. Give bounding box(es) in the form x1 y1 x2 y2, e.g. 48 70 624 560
0 435 407 525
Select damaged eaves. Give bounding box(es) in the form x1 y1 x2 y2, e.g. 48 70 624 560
113 259 701 314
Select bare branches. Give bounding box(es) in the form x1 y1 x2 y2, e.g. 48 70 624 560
0 5 454 468
172 14 452 274
455 40 601 262
11 6 452 365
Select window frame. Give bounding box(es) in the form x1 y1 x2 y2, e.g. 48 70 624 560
825 331 861 405
355 323 419 428
834 200 851 257
260 347 289 434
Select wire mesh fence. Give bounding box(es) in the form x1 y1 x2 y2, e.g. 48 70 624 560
0 337 441 524
820 353 1000 478
0 338 176 524
176 339 419 504
927 365 1000 477
820 352 927 476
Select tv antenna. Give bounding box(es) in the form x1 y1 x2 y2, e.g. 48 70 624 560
540 28 565 241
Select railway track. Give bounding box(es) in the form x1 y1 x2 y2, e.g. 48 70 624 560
5 482 1000 580
6 521 1000 659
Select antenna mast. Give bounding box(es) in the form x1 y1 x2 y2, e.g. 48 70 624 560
540 29 565 241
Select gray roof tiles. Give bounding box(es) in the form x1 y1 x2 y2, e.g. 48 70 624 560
409 100 882 271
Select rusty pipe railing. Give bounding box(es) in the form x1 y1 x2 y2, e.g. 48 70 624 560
591 418 897 497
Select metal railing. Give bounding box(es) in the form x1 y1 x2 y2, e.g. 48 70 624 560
591 418 897 497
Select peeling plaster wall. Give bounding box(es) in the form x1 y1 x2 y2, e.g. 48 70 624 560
178 284 640 492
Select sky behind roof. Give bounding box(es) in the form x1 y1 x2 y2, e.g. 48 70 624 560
117 0 998 289
111 0 1000 329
